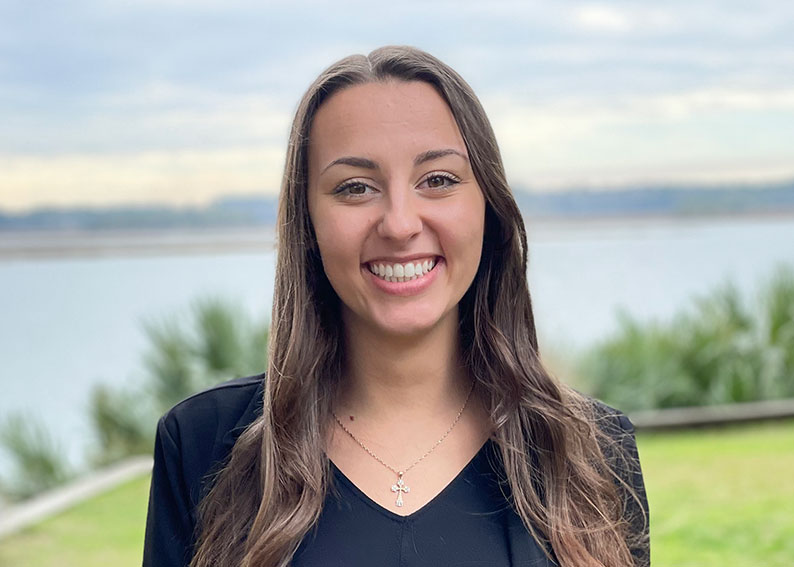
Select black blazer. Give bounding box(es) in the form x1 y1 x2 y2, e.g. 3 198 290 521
142 374 649 566
143 374 265 566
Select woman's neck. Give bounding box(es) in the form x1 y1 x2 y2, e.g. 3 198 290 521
337 315 469 423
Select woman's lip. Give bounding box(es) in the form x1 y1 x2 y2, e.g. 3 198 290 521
363 254 441 264
364 257 444 296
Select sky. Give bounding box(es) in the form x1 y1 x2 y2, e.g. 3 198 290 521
1 0 793 211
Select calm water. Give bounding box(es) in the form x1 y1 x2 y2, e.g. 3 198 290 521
1 216 794 474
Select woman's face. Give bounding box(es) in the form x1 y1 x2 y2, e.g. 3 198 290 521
307 80 485 340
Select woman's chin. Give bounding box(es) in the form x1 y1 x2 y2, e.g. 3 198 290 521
354 310 457 342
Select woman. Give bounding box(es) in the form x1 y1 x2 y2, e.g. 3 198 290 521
144 46 649 567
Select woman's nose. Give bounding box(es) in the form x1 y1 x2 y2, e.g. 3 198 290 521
377 190 423 241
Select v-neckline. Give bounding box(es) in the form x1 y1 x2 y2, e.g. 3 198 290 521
328 438 493 521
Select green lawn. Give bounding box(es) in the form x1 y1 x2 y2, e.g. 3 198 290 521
1 420 792 566
642 420 794 567
0 474 150 567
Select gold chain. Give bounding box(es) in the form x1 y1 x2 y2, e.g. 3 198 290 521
332 380 476 478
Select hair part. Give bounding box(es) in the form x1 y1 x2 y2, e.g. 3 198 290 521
191 45 648 567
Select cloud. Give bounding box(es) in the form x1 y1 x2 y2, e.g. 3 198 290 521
484 86 794 189
572 4 633 33
2 0 794 208
5 83 793 212
570 4 675 34
0 84 294 154
0 147 285 211
640 87 794 118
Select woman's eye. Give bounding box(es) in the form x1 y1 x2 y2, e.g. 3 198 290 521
334 181 373 197
347 183 368 195
420 173 460 191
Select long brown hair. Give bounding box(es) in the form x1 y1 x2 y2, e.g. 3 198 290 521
191 46 648 567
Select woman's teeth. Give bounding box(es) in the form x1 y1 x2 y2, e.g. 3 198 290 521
368 258 437 283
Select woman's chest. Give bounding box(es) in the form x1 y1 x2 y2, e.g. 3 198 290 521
292 446 556 567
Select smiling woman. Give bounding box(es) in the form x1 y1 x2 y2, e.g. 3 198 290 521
308 81 485 339
143 46 649 567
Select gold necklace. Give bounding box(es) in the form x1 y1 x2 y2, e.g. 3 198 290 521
332 381 475 508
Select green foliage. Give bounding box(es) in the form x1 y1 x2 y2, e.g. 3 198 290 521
1 297 268 501
88 386 154 466
88 297 269 466
761 267 794 376
0 414 71 501
141 297 268 413
580 265 794 411
193 298 248 375
141 320 196 415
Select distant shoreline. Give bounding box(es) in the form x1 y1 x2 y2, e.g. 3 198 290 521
2 211 794 261
0 227 277 261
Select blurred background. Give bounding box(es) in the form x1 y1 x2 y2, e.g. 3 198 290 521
1 1 793 565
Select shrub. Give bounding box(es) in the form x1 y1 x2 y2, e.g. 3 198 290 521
88 297 268 465
580 265 794 411
0 414 71 501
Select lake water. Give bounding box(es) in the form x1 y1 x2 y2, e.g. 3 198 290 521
1 216 794 475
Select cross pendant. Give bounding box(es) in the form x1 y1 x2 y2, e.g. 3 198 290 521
391 471 410 507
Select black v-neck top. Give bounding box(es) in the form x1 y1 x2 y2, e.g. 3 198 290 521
293 440 555 567
143 374 649 567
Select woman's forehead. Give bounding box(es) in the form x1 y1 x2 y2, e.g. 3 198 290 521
307 81 467 172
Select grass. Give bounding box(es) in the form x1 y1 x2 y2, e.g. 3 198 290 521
641 419 794 566
0 474 150 567
0 421 792 566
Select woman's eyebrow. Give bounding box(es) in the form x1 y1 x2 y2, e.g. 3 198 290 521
414 148 469 166
321 156 378 175
320 148 468 175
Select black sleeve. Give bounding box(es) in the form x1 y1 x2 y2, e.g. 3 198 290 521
141 375 265 566
143 415 195 567
615 413 650 567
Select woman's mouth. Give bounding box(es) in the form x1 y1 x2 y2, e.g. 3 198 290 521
366 257 439 283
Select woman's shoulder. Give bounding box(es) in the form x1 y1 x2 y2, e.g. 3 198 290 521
160 373 265 437
578 395 650 564
155 373 266 495
585 396 636 438
145 373 266 565
577 395 642 478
